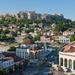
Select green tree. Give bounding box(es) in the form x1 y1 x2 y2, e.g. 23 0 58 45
33 35 40 41
8 68 13 73
3 29 10 34
8 46 16 51
70 34 75 42
0 68 7 75
14 64 19 72
0 34 6 39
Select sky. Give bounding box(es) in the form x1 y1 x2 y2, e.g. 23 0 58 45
0 0 75 20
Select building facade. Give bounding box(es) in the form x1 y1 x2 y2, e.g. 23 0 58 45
16 45 30 59
59 42 75 72
0 57 14 69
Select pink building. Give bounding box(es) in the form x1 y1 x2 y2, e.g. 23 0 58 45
63 28 75 36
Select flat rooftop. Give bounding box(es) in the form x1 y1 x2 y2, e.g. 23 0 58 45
0 57 13 62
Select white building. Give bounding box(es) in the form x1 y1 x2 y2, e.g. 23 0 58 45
59 42 75 72
0 57 14 69
58 36 70 43
16 44 30 59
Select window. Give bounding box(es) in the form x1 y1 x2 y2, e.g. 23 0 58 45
69 59 72 69
73 60 75 70
60 58 63 66
64 59 67 67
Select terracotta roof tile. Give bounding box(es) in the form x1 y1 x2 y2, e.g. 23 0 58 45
63 44 75 52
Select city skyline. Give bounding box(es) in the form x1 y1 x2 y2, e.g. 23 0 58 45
0 0 75 20
0 1 75 75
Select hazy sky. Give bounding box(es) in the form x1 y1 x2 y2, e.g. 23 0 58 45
0 0 75 20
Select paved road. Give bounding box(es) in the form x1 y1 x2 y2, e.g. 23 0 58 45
53 70 65 75
23 66 65 75
23 67 39 75
9 65 65 75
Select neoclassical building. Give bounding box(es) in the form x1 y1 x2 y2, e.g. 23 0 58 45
59 42 75 72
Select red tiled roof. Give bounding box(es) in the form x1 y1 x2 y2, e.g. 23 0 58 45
63 44 75 52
